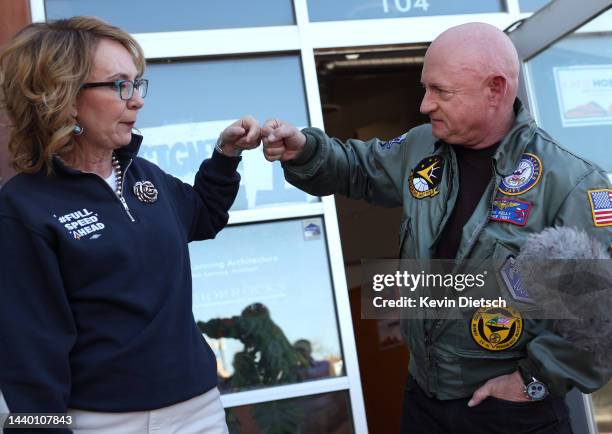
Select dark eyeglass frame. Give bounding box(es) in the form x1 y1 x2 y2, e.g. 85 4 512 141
81 78 148 100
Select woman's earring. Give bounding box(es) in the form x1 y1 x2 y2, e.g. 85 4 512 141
73 123 84 135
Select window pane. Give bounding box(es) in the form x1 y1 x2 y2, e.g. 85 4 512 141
226 390 354 433
190 218 344 394
518 0 551 13
137 55 316 211
44 0 295 32
525 9 612 171
307 0 504 23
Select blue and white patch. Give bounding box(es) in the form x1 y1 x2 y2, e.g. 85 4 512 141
379 133 406 150
490 198 532 226
499 256 533 303
498 153 542 196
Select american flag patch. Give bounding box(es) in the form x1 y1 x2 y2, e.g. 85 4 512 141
588 189 612 227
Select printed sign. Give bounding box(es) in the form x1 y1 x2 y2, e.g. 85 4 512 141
554 65 612 127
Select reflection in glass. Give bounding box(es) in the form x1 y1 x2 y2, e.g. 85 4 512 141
307 0 504 22
526 9 612 171
45 0 294 33
197 303 321 391
225 391 354 434
136 55 317 210
190 218 344 394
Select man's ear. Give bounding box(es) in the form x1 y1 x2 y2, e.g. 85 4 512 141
486 75 508 106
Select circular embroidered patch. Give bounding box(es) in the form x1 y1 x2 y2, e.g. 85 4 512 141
470 306 523 351
409 155 444 199
498 153 542 196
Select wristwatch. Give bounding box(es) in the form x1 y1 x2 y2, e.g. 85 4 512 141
524 377 549 401
215 138 242 157
518 364 549 401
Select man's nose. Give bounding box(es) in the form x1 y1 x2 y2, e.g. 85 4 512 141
420 90 435 115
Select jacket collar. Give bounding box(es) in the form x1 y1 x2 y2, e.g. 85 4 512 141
433 99 537 176
52 133 143 174
492 99 538 176
115 133 143 160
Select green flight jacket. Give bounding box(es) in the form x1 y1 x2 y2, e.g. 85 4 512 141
282 100 612 399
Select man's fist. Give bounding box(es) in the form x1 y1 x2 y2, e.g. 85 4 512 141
261 119 306 162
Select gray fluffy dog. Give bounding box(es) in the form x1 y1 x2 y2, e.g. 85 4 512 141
514 226 612 379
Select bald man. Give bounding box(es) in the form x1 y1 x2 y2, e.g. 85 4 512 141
262 23 611 434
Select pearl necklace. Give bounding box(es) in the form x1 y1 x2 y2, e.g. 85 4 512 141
111 153 123 197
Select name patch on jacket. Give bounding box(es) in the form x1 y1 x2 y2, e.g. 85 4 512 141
409 155 444 199
470 306 523 351
588 189 612 227
490 198 532 226
498 153 542 196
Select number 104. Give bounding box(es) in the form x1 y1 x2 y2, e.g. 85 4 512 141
382 0 430 13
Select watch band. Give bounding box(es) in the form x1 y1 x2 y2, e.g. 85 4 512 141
518 364 533 385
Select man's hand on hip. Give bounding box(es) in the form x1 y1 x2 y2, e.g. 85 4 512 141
467 371 530 407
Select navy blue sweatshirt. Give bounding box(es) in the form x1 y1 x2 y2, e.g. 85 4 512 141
0 134 240 430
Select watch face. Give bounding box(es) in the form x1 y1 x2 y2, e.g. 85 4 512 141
526 381 548 400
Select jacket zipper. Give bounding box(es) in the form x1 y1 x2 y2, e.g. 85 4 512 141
116 158 135 222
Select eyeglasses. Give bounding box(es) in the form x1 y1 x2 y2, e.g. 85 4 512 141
81 79 148 100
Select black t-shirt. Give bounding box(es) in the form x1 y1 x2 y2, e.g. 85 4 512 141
434 143 498 259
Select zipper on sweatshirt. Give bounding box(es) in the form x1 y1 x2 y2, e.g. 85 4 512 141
118 195 135 222
116 158 135 222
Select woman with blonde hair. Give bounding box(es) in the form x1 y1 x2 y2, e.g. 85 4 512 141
0 16 259 433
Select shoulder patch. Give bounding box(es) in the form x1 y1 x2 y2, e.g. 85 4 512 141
380 133 406 150
498 153 542 196
470 306 523 351
409 155 444 199
490 198 532 226
588 189 612 227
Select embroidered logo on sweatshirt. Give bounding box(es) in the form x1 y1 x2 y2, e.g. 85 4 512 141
53 208 105 240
